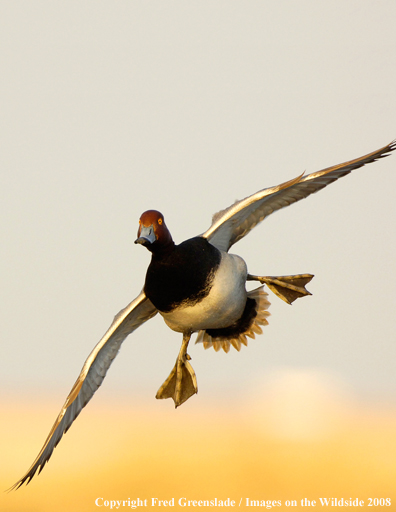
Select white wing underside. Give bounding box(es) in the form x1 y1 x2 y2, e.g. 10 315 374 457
202 140 396 252
9 291 157 490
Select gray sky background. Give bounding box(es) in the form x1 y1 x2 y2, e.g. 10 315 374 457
1 1 396 409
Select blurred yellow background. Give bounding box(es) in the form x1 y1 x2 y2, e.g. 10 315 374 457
2 369 396 511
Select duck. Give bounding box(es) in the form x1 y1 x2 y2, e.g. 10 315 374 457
10 140 395 490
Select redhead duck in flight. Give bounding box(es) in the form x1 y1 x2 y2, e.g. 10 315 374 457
10 140 395 489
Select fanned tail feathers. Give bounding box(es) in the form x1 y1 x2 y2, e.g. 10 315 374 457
196 286 270 353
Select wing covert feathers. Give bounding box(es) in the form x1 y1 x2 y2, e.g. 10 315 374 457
9 291 157 491
203 140 396 252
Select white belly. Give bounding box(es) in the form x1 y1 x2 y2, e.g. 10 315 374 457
161 252 248 333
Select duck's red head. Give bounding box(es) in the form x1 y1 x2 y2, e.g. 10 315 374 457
135 210 174 252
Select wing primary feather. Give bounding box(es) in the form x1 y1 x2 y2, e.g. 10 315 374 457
8 291 157 491
202 140 395 251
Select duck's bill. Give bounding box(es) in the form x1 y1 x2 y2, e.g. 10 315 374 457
135 225 156 245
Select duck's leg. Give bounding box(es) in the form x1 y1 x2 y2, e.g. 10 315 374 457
156 333 198 408
248 273 314 305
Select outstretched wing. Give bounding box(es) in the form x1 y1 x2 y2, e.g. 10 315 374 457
202 140 396 252
9 291 157 491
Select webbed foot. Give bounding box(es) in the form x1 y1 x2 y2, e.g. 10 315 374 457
156 333 198 407
248 273 314 304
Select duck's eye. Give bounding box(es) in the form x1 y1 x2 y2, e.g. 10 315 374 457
158 218 163 225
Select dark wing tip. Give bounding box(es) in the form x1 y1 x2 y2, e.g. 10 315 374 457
6 458 48 492
377 139 396 156
374 139 396 159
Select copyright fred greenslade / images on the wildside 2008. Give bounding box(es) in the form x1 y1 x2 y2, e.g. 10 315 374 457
94 497 392 508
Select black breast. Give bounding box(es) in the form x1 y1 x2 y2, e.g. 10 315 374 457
144 237 221 313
